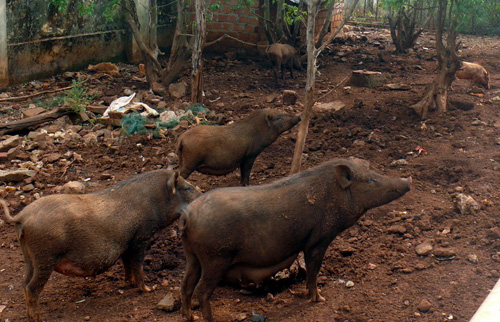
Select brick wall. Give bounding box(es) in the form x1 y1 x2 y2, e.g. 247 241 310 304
192 0 343 51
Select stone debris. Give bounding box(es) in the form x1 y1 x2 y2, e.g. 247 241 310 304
156 292 177 311
455 193 480 215
0 169 36 182
314 100 346 114
415 240 433 256
61 181 86 194
417 299 432 313
282 90 298 106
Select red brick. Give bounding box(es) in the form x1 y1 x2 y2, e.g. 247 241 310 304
238 33 249 41
244 24 255 33
239 15 248 23
217 13 227 22
227 14 237 23
223 22 234 32
248 33 260 42
233 23 244 32
212 22 223 30
248 17 259 25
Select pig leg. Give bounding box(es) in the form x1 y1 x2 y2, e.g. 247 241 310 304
20 240 34 301
181 252 202 321
288 59 294 79
197 258 231 322
25 265 53 322
304 244 328 302
122 248 150 292
240 157 256 186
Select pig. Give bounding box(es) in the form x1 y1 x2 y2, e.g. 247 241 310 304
179 157 411 322
455 61 490 89
0 169 200 322
266 43 302 85
176 108 301 186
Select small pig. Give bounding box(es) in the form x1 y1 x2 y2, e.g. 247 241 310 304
1 170 200 322
266 43 302 85
455 61 490 89
176 109 300 186
179 158 411 322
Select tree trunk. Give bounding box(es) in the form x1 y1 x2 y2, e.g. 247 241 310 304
290 0 319 175
191 0 206 103
0 107 74 136
411 0 459 119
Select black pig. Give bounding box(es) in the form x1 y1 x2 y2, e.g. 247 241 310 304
176 109 300 186
1 170 200 322
179 158 411 322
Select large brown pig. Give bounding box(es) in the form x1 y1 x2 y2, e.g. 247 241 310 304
266 43 302 85
176 108 300 186
455 61 490 89
179 158 411 322
1 170 200 322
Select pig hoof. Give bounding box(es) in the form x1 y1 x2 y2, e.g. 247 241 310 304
140 285 152 292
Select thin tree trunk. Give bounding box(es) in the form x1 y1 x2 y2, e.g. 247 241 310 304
290 0 319 175
191 0 206 103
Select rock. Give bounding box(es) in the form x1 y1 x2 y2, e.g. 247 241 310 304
415 240 433 256
235 313 248 321
0 135 20 152
23 107 47 118
432 247 456 259
417 299 432 313
315 100 346 114
44 153 62 163
0 169 36 182
87 105 108 115
168 81 187 99
388 224 407 234
83 133 98 145
384 83 411 90
62 71 76 80
455 193 480 215
266 293 274 301
391 159 408 167
349 70 385 87
22 184 35 192
0 146 20 161
367 131 385 147
167 152 178 164
99 173 114 180
467 254 479 263
156 292 177 311
282 90 298 105
265 93 279 103
346 280 355 288
61 181 86 194
151 82 167 96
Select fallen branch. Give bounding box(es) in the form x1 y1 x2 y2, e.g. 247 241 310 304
0 85 73 103
0 106 75 136
204 33 269 48
316 75 349 102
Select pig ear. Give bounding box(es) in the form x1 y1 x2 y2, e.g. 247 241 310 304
336 164 352 189
266 113 274 127
167 171 180 195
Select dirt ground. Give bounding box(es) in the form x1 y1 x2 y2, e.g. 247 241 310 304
1 26 500 322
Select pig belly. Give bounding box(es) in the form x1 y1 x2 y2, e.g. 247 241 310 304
223 253 298 284
54 258 114 277
196 164 238 176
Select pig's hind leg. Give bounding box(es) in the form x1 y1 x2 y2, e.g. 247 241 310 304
181 251 202 321
304 244 328 302
24 261 54 322
122 247 150 292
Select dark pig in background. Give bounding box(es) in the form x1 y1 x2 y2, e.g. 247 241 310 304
455 61 490 89
266 43 302 86
179 158 411 322
176 108 300 186
1 170 200 322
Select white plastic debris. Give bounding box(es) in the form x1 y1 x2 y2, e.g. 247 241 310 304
102 93 158 118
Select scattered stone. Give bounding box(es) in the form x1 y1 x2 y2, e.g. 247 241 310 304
367 263 377 270
235 313 248 321
84 316 91 321
168 81 187 99
156 292 177 311
282 90 298 105
432 247 456 259
266 293 274 301
388 224 407 234
384 83 411 90
99 173 114 180
455 193 480 215
467 254 479 264
62 71 76 80
61 181 86 194
44 153 62 163
391 159 408 167
23 107 47 118
265 93 279 103
346 280 355 288
415 240 433 256
87 105 108 115
0 169 36 182
417 299 432 313
22 184 35 192
0 135 20 152
315 100 346 114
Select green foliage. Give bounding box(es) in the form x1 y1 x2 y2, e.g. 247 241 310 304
32 95 66 110
283 3 306 26
50 0 121 22
65 78 93 113
455 0 500 36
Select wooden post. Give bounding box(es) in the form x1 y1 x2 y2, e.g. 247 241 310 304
0 0 8 88
191 0 206 103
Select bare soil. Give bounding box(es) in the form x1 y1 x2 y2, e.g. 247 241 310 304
1 26 500 322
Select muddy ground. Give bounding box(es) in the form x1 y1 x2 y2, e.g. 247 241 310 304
1 26 500 322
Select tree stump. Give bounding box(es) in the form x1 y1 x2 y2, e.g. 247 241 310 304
349 70 385 88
